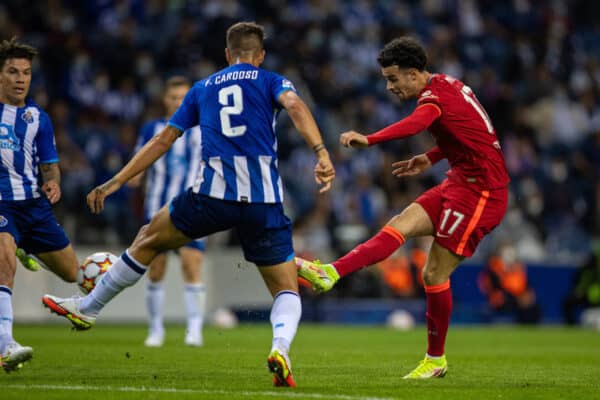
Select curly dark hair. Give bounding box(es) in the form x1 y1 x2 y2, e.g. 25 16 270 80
377 37 427 71
0 37 37 69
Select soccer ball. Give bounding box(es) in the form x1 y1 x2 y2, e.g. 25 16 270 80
76 252 118 294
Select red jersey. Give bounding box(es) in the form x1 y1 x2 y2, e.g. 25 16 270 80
418 74 509 190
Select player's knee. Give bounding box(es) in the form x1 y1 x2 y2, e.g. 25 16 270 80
134 224 150 243
131 225 153 250
129 225 163 259
422 266 440 286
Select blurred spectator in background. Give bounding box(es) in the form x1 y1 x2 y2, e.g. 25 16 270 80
563 246 600 325
377 237 430 299
478 244 541 324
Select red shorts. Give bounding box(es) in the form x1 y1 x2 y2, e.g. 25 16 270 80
415 179 508 257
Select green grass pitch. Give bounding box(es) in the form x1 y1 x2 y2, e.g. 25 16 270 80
1 324 598 399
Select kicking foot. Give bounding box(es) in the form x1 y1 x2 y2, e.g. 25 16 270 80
295 257 339 293
42 294 96 331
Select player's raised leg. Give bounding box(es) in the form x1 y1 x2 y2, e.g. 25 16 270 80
144 253 167 347
297 202 433 292
34 245 79 282
179 244 205 347
403 242 461 379
259 260 300 387
42 205 192 330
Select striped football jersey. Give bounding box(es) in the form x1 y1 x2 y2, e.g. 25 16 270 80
169 63 297 204
0 100 58 201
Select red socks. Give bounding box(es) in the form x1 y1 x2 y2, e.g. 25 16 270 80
333 226 405 277
425 281 452 357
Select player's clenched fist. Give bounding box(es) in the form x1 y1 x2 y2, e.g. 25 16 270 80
314 155 335 193
42 181 61 204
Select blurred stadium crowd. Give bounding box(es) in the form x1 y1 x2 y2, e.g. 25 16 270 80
2 0 600 266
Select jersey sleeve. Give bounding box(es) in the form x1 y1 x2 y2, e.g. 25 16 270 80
366 104 441 145
425 146 445 164
269 72 297 104
169 84 200 132
35 112 59 164
417 87 442 112
135 122 155 153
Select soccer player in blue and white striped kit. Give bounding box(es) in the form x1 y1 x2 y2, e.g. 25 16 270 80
0 38 82 372
43 22 335 387
130 76 207 347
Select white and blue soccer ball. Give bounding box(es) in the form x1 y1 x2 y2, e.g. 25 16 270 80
76 252 118 294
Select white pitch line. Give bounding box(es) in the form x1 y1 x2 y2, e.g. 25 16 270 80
4 384 397 400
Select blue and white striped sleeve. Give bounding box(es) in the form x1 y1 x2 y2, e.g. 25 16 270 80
35 112 59 164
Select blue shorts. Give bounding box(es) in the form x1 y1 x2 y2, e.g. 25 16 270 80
144 217 206 252
169 189 294 266
183 238 206 252
0 197 70 254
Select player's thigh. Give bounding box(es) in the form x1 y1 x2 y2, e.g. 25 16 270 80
422 241 464 285
37 244 79 282
178 246 203 283
257 259 298 297
387 202 435 238
0 232 18 286
130 206 192 264
147 253 168 282
169 189 237 240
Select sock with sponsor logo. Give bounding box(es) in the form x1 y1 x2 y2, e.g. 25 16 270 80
270 291 301 354
425 281 452 357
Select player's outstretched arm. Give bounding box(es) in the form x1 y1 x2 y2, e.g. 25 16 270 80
363 104 441 146
40 162 61 204
278 90 335 192
87 125 180 214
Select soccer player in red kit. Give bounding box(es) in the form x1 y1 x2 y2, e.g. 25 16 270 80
297 37 509 378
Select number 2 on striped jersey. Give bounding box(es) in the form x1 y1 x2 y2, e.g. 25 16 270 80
218 84 247 137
